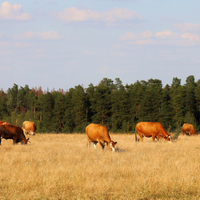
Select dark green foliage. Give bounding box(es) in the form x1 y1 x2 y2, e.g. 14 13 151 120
111 78 129 132
1 75 200 133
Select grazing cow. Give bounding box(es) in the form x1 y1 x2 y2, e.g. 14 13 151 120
86 123 117 152
182 123 198 136
0 124 29 145
0 121 9 125
135 122 172 143
22 121 36 135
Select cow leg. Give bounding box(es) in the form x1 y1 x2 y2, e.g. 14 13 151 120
137 131 143 142
99 141 105 150
87 136 91 148
93 141 98 149
13 137 18 145
152 134 156 142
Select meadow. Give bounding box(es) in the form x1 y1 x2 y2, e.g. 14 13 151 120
0 133 200 200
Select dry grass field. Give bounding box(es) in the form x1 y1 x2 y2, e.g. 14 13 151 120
0 133 200 199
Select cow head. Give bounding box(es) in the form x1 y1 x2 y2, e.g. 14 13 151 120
21 138 29 145
164 135 172 143
108 141 117 152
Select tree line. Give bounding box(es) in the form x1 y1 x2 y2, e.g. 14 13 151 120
0 75 199 133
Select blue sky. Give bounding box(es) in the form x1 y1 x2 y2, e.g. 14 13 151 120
0 0 200 91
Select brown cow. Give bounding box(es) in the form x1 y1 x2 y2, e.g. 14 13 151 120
86 123 117 151
0 121 9 125
135 122 172 143
0 124 29 145
22 121 36 135
182 123 198 136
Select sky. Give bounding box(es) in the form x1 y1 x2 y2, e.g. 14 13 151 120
0 0 200 92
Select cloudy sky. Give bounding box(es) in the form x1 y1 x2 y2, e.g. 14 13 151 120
0 0 200 91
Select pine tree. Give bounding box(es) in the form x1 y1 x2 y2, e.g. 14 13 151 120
52 92 66 132
111 78 129 132
90 80 112 127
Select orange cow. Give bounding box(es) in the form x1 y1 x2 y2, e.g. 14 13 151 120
0 121 9 125
22 121 36 135
182 123 198 136
86 123 117 151
0 124 29 145
135 122 172 142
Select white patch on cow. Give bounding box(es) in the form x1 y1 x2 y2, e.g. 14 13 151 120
110 142 115 152
168 136 172 143
30 131 35 135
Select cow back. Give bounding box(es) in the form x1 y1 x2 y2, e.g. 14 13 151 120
136 122 169 137
0 125 26 141
23 121 36 132
86 123 111 143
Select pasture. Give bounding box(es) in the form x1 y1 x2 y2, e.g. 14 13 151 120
0 133 200 199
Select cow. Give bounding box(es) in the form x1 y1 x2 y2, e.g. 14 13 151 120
135 122 172 143
0 124 29 145
0 121 9 125
22 121 36 135
86 123 117 152
182 123 198 136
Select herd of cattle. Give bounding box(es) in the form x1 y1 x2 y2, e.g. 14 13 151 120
0 121 36 145
0 120 198 152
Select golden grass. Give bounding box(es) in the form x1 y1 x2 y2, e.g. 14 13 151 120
0 134 200 199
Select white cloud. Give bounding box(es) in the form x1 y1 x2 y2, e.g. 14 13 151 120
14 31 61 40
0 1 32 21
120 30 200 46
0 33 3 38
52 7 143 24
130 39 155 45
120 31 153 41
181 33 200 41
155 30 179 39
175 23 200 32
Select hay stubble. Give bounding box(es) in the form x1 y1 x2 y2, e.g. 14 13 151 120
0 134 200 199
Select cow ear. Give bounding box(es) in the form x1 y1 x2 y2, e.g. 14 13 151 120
114 141 117 145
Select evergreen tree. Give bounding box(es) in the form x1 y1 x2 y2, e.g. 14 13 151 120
111 78 129 132
85 83 95 123
63 89 75 133
71 85 87 132
128 81 146 131
90 81 112 127
170 78 186 129
7 83 18 113
160 84 172 130
41 92 54 132
184 75 196 115
138 79 162 122
52 92 66 132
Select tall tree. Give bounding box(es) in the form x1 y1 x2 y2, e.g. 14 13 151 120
52 92 66 132
111 78 129 132
138 79 162 122
71 85 87 132
63 89 75 133
90 81 112 127
7 83 18 113
184 75 196 117
170 78 186 129
41 92 54 132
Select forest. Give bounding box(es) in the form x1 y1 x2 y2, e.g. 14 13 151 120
0 75 199 133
